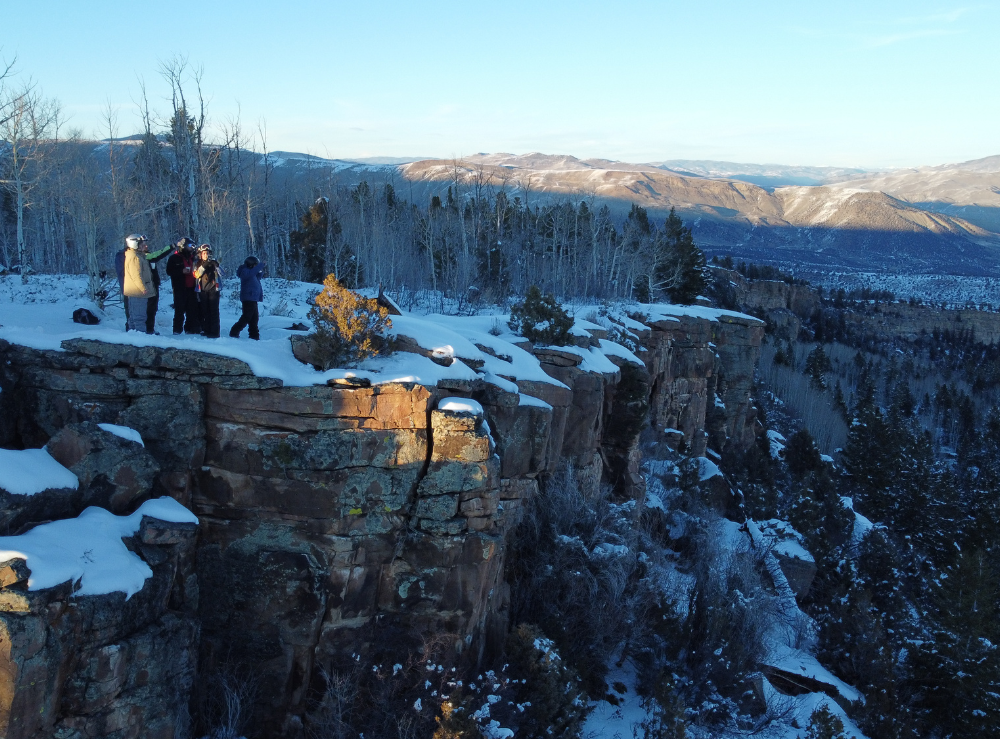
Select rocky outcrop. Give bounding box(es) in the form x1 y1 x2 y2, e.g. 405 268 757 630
0 423 160 537
0 303 764 737
46 422 161 515
842 302 1000 345
193 384 507 735
0 514 198 739
3 338 282 504
638 309 765 458
710 265 1000 346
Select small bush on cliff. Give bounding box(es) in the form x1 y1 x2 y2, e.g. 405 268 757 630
308 274 392 369
508 286 573 346
432 695 482 739
804 705 848 739
505 624 590 739
783 428 823 477
635 670 690 739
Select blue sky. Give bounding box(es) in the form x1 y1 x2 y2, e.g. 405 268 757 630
3 1 998 168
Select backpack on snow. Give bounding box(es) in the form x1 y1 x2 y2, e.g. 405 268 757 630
72 308 100 325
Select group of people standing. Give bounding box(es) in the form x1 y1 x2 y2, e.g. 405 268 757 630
115 234 266 340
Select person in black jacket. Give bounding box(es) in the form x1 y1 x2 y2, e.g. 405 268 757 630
114 245 129 330
193 244 224 339
166 238 199 334
142 242 172 334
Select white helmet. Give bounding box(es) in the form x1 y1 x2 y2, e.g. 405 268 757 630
125 234 147 250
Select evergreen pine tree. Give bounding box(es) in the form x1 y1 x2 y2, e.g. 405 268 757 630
652 208 706 305
804 345 832 389
832 382 850 422
804 705 848 739
508 286 573 346
783 428 823 476
911 550 1000 738
290 198 345 284
842 380 897 524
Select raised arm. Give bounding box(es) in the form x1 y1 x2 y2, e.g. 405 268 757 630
145 245 172 263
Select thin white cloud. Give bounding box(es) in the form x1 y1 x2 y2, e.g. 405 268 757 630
864 28 962 47
898 7 975 24
787 5 977 47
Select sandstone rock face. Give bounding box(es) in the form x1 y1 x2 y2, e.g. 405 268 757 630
46 422 161 515
0 516 198 739
843 302 1000 345
710 268 820 319
773 551 818 599
638 310 764 459
193 384 511 735
711 313 767 453
0 484 79 538
0 304 764 737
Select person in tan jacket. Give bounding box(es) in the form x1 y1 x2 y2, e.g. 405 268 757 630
123 234 157 333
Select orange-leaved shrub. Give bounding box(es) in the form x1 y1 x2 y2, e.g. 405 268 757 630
308 274 392 369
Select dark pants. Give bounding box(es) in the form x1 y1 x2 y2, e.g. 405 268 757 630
230 301 260 339
145 294 158 334
200 291 221 338
122 291 129 330
173 288 200 334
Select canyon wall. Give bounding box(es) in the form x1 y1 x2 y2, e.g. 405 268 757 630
0 306 763 737
713 266 1000 345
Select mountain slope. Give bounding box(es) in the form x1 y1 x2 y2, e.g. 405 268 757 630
397 154 1000 275
828 158 1000 232
649 159 870 187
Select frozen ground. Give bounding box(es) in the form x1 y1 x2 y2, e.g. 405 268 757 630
0 275 758 400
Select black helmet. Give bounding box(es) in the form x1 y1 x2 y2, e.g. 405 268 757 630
244 256 259 268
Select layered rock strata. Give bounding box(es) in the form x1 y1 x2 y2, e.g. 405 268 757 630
711 266 1000 345
0 305 764 736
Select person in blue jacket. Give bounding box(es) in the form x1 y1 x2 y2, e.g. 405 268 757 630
229 255 266 340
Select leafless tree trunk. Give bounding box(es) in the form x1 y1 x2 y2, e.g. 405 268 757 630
0 83 57 282
162 58 206 240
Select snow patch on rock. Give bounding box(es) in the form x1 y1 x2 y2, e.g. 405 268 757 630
0 448 79 496
0 497 198 598
97 423 144 447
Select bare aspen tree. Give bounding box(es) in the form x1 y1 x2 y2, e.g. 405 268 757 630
0 55 16 128
0 83 57 281
102 100 128 237
216 110 258 255
256 120 277 269
66 139 113 307
451 159 471 290
131 80 180 245
162 59 206 240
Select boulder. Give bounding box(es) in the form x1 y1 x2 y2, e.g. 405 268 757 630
45 422 160 514
289 333 321 369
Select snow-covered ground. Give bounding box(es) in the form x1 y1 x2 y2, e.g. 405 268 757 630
0 275 758 402
637 448 870 739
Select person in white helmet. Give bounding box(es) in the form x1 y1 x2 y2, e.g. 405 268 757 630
122 234 157 333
